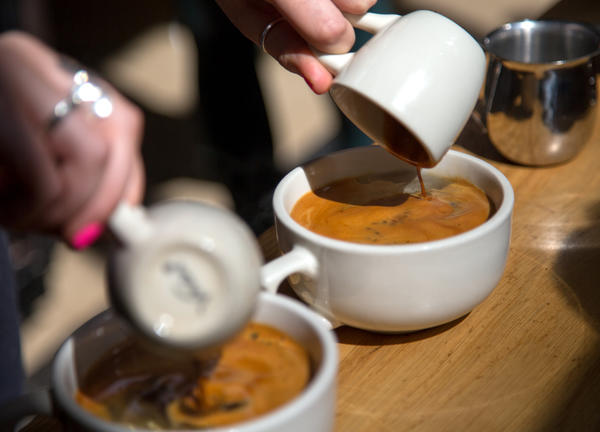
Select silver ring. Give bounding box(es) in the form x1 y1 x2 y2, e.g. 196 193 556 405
260 17 285 53
47 70 113 131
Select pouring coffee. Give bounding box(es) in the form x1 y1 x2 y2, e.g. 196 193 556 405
107 10 486 351
316 11 485 168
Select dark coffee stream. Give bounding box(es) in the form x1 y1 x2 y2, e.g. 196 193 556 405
416 167 427 198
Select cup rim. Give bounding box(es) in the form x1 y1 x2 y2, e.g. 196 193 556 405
273 147 514 254
482 19 600 66
50 293 338 432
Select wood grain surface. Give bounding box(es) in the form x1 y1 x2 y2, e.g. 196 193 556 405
257 101 600 431
23 2 600 427
23 97 600 432
260 112 600 430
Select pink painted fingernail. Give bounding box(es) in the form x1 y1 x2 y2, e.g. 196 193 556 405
71 223 104 250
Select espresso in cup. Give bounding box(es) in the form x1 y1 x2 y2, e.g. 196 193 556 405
75 321 310 429
262 146 514 332
290 171 492 245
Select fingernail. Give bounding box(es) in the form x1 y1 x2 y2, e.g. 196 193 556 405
304 77 316 93
71 223 104 250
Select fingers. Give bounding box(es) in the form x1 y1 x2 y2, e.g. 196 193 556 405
122 149 145 206
271 0 355 54
0 32 68 227
59 96 145 246
270 0 377 50
330 0 377 15
28 88 144 247
38 110 109 231
215 0 377 94
264 22 334 94
0 31 146 248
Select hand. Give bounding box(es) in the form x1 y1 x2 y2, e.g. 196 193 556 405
0 31 145 248
215 0 377 94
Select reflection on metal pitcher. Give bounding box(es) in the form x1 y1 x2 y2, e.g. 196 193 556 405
482 20 600 166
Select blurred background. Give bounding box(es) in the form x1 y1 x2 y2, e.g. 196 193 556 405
3 0 597 385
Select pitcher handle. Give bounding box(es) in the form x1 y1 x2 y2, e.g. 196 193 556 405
108 202 155 247
344 12 401 33
315 12 401 75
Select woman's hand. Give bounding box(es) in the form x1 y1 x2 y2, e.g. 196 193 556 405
215 0 377 94
0 31 145 248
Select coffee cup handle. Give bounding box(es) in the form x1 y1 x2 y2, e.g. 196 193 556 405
0 389 53 429
261 245 318 294
314 12 401 74
260 245 341 329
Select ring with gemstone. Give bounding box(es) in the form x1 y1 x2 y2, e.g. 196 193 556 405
47 69 113 131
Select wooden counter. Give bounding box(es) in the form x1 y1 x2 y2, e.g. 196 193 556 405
22 1 600 428
24 121 600 432
258 112 600 430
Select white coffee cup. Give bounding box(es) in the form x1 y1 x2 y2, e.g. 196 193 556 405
107 201 264 352
0 293 338 432
261 145 514 331
317 11 486 167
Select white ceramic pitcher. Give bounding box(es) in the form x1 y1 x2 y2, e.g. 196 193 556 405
317 11 486 167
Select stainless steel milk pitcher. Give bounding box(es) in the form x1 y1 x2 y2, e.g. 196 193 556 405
482 20 600 165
